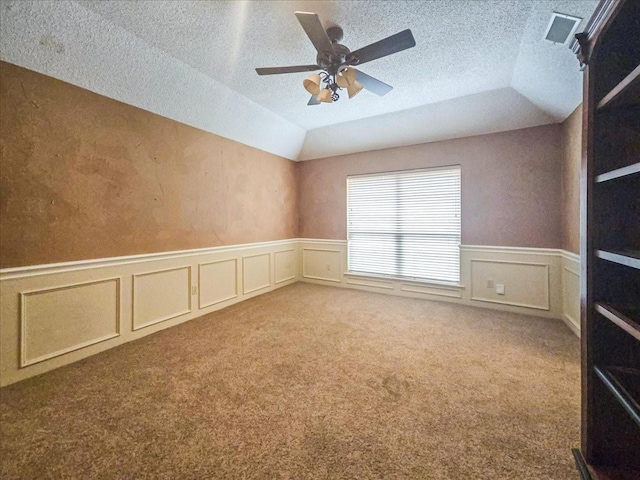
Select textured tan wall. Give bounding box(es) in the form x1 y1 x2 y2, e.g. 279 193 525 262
298 125 563 248
0 62 298 268
561 105 582 254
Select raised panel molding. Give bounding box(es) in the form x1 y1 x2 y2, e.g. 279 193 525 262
400 283 463 299
274 249 296 284
0 239 581 386
561 257 581 337
242 253 271 294
198 259 238 309
132 266 191 330
1 240 298 387
346 277 394 290
299 241 569 318
470 259 550 311
302 248 341 283
20 278 120 367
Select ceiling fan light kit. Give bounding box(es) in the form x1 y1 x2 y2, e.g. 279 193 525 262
303 73 322 95
336 67 355 88
318 88 334 103
347 80 364 99
256 11 415 106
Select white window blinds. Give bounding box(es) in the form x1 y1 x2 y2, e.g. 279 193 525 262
347 166 461 283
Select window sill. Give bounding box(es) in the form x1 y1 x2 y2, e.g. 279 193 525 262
344 271 464 290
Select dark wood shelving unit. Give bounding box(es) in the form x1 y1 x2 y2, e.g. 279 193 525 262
595 249 640 269
573 449 593 480
571 0 640 478
595 303 640 342
595 162 640 183
596 64 640 110
573 447 640 480
594 366 640 426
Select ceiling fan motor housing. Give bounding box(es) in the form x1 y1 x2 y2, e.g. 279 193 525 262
326 25 344 42
317 42 351 73
314 25 354 74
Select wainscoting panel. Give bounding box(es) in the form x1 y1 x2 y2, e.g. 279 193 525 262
0 239 298 386
242 253 271 294
299 240 577 329
460 246 563 319
132 266 191 330
274 249 296 284
400 283 463 299
469 259 550 310
346 277 394 290
561 251 581 336
0 239 579 386
20 278 120 367
302 248 341 283
198 259 238 309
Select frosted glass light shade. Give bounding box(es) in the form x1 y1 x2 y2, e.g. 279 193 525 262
303 74 322 95
318 88 333 103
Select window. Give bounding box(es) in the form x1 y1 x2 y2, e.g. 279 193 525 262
347 166 461 283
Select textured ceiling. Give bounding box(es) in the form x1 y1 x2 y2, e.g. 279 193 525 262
0 0 597 160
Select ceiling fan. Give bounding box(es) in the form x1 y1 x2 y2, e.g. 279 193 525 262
255 12 416 105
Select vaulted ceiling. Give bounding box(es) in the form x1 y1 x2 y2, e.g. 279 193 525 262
0 0 597 160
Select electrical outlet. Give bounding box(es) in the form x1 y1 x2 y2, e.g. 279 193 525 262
496 284 505 295
191 286 198 295
326 264 331 271
486 279 494 288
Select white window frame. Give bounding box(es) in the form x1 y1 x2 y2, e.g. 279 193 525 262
346 165 461 285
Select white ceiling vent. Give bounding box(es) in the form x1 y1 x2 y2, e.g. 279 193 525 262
543 12 582 45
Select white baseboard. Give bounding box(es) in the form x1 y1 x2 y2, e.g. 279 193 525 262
562 314 581 338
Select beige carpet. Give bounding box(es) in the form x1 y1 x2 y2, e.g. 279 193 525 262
1 283 580 479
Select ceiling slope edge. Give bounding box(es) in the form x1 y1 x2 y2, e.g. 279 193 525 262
510 75 581 123
0 0 305 160
508 0 596 122
298 87 557 161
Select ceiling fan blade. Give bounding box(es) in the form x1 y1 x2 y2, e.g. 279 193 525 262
347 29 416 65
256 65 320 75
295 11 335 56
354 70 393 96
307 95 320 106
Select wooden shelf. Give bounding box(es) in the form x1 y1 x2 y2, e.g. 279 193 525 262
596 250 640 269
576 2 639 476
595 303 640 341
596 162 640 183
597 64 640 110
594 365 640 428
